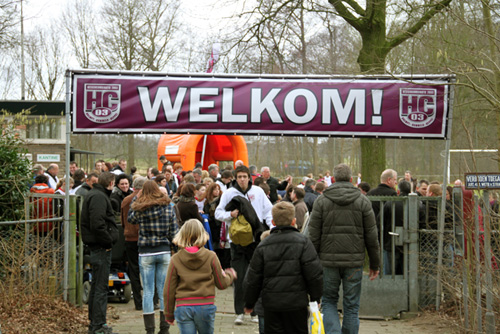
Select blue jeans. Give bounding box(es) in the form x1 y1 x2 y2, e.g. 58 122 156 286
258 315 265 334
174 304 216 334
88 248 112 332
139 252 170 314
322 266 363 334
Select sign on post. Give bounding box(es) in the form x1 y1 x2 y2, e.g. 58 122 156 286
37 154 60 162
464 173 500 190
70 71 452 138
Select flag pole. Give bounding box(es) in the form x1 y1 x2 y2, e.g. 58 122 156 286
201 42 221 168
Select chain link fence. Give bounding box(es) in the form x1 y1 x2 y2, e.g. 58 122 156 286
0 193 65 297
418 229 457 309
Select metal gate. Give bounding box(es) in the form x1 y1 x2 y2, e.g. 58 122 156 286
354 194 419 318
339 194 451 318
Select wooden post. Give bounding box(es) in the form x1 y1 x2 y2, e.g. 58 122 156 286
68 195 77 304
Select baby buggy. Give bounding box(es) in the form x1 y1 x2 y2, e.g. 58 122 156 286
82 223 131 303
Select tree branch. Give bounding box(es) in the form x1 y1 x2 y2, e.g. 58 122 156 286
328 0 364 31
342 0 365 16
388 0 452 49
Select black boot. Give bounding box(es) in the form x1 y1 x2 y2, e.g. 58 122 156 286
143 313 155 334
158 311 170 334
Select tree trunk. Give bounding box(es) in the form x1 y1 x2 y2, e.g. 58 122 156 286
329 138 336 172
482 0 500 172
358 26 390 186
295 137 302 176
128 134 135 174
312 137 318 177
361 138 385 186
254 136 261 167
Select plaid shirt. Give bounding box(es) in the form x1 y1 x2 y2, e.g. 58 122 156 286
128 203 178 249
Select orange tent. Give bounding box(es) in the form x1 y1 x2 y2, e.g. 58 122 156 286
157 135 248 170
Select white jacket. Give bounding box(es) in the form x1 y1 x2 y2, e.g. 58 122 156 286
215 184 273 230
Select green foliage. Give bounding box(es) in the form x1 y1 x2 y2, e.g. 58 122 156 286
0 111 32 223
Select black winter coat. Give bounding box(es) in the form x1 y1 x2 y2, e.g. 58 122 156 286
304 186 319 212
244 226 323 311
175 196 203 226
265 176 288 204
366 183 398 219
110 186 133 213
81 184 119 250
204 197 222 244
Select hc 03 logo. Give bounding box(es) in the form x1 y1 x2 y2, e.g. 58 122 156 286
84 84 121 124
399 88 436 128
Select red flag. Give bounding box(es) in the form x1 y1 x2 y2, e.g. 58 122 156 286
206 43 221 73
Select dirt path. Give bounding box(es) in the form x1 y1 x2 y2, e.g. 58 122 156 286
105 288 459 334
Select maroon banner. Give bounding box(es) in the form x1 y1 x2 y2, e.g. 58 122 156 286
71 73 451 138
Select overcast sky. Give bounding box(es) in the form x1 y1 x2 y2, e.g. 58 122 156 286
23 0 246 34
3 0 250 99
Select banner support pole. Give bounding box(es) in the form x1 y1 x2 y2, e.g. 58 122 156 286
436 79 455 311
201 135 208 168
63 70 72 302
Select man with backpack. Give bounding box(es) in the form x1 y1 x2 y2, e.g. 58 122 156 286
215 165 273 325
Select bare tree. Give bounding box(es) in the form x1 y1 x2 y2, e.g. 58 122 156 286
92 0 180 168
61 0 97 68
96 0 142 70
0 57 16 98
135 0 179 71
231 0 452 185
10 25 66 100
0 0 18 47
96 0 179 71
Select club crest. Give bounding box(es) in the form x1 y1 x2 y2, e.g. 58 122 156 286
399 88 436 128
84 83 121 124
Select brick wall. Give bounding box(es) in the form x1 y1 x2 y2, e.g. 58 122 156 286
26 143 67 178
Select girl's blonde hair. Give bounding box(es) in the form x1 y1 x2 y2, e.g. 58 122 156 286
173 219 209 248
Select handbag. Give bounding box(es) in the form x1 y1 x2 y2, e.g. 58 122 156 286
309 301 325 334
201 213 213 251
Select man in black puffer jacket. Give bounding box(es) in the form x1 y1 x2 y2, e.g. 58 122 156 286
244 201 323 334
309 163 380 334
81 172 119 334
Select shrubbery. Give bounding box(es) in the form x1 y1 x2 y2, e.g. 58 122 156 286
0 112 32 223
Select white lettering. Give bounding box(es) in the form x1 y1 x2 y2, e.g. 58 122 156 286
466 175 477 183
250 88 283 123
487 175 499 182
322 89 365 125
283 89 317 124
222 88 246 122
190 88 218 123
138 86 186 122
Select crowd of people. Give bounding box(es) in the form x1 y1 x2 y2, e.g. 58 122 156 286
29 157 495 334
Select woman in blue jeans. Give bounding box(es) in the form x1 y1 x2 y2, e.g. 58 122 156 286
128 180 178 334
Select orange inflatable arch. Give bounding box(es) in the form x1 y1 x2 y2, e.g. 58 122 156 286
157 135 248 171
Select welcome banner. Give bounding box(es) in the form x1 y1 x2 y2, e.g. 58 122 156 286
71 72 452 138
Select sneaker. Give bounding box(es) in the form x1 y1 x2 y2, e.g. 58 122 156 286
251 315 259 323
234 314 244 325
93 324 113 334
